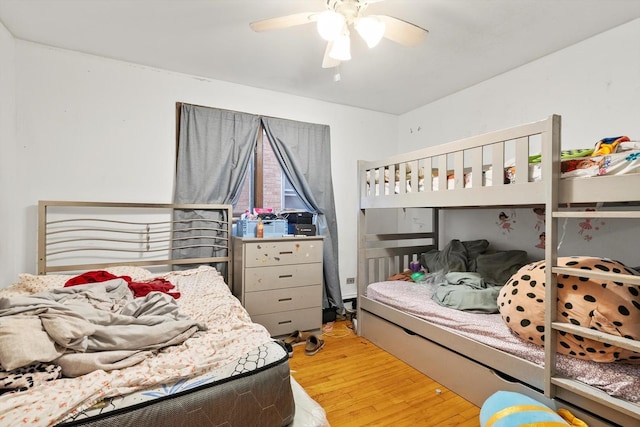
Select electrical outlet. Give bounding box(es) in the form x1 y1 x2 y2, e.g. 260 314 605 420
346 277 355 284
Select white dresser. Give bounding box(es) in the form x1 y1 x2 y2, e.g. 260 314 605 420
232 236 323 337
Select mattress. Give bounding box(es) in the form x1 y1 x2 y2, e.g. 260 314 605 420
0 265 295 426
366 280 640 403
60 340 292 426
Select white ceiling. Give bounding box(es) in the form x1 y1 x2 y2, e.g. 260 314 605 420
1 0 640 115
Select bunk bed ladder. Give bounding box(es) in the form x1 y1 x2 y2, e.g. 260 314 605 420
548 208 640 420
542 115 639 421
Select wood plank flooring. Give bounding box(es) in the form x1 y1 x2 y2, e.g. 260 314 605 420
288 320 481 426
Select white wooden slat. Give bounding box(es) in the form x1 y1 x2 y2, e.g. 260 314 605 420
360 181 547 209
554 211 640 219
410 160 419 194
552 322 640 353
399 162 407 195
438 155 447 192
490 141 504 187
424 158 433 193
454 151 464 189
551 377 640 420
376 167 384 196
470 147 483 188
552 266 640 286
514 136 530 184
559 174 640 204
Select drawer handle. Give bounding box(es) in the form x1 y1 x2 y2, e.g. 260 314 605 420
279 274 293 279
279 251 293 255
278 320 292 325
278 297 293 302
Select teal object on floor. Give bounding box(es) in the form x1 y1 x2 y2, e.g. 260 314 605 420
479 391 569 427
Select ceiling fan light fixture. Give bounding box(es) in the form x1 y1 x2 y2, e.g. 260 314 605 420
355 15 386 48
329 32 351 61
317 10 346 41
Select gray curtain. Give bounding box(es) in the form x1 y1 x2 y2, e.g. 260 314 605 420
173 104 260 277
261 116 343 312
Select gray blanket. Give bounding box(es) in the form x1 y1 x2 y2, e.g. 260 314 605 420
422 239 529 313
432 272 502 313
0 279 205 376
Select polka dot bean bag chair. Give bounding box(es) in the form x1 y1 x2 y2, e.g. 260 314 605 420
498 256 640 363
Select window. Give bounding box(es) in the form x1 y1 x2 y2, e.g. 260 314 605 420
234 124 305 216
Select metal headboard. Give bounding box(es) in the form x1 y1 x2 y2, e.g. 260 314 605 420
38 201 233 285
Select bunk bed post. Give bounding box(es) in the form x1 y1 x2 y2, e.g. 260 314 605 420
37 200 47 275
543 114 562 398
357 160 367 336
432 207 440 249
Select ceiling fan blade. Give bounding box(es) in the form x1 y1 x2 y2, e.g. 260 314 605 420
250 12 317 32
322 42 341 68
377 15 428 47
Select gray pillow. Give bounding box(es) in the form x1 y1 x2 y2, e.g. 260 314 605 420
475 250 528 286
420 239 468 273
420 239 490 273
462 239 490 271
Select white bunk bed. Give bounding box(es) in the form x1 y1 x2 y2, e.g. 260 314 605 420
356 115 640 427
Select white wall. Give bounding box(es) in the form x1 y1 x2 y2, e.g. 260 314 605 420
397 18 640 266
3 41 398 291
399 18 640 151
0 21 16 288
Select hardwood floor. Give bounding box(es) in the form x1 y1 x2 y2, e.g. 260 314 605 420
288 320 481 426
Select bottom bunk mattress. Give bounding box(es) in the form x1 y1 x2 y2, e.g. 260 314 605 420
366 280 640 404
0 265 296 426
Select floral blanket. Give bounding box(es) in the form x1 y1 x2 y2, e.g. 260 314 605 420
0 266 272 426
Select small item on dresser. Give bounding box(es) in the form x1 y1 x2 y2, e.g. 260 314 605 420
256 218 264 238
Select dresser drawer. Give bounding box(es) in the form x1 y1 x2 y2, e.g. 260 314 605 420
243 239 323 267
244 263 322 292
244 285 322 315
251 307 322 337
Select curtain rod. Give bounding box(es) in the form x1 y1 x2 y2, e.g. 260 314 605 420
175 102 328 126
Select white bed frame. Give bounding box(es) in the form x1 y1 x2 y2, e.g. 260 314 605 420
356 115 640 427
35 201 326 427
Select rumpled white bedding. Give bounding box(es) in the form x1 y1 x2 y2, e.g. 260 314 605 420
367 280 640 403
0 279 204 374
0 265 273 426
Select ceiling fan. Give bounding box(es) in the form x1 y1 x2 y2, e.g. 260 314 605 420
250 0 428 68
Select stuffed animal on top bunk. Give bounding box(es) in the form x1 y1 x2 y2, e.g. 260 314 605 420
498 256 640 363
